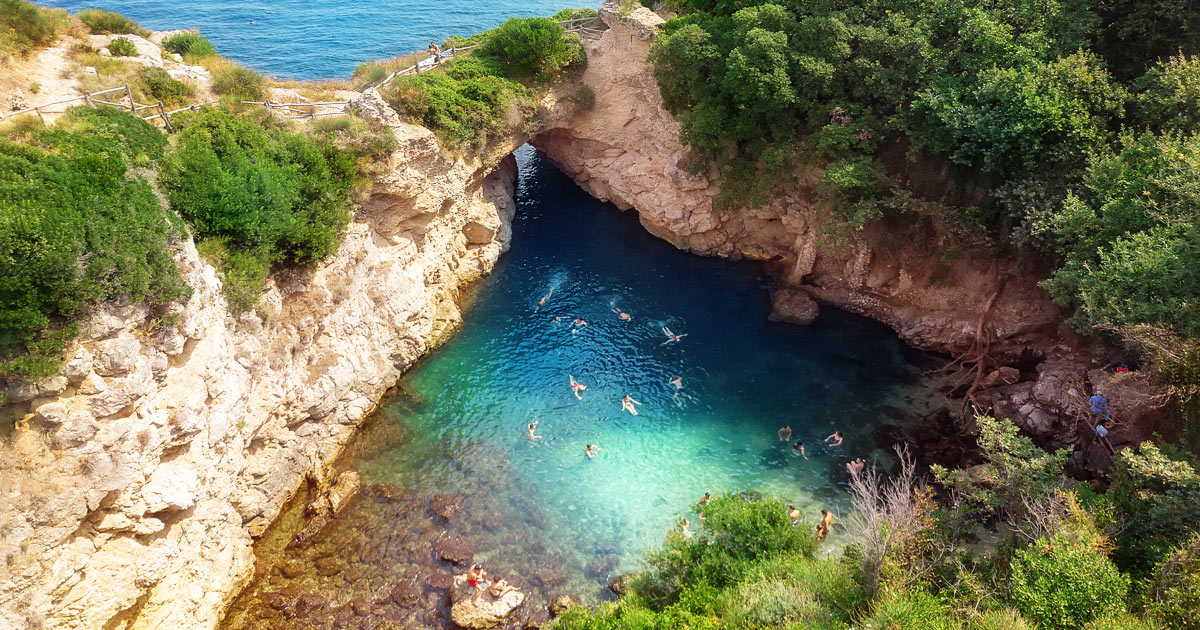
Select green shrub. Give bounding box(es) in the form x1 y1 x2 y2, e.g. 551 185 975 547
77 8 148 37
1009 535 1129 630
860 589 960 630
0 0 67 59
1146 534 1200 629
106 36 136 57
0 107 187 377
477 17 583 81
1133 55 1200 134
136 66 194 106
383 57 534 150
161 32 216 60
211 64 266 101
1109 442 1200 576
968 609 1032 630
1084 615 1166 630
161 108 355 309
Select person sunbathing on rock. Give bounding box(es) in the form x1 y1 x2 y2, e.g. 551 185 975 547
488 576 517 598
466 564 488 603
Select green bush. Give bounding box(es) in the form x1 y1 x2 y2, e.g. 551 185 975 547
161 108 355 309
1085 615 1166 630
0 0 67 59
969 609 1032 630
137 66 194 106
211 63 266 101
1146 534 1200 630
859 589 960 630
106 36 136 57
1109 442 1200 576
77 8 149 37
1009 535 1129 630
477 17 583 81
161 32 216 60
0 107 187 377
383 57 534 150
1133 55 1200 134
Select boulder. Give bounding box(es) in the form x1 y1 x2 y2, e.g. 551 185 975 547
547 594 580 617
433 534 474 565
607 572 640 597
768 287 819 326
95 333 140 376
449 574 525 629
532 567 567 590
431 493 463 520
141 459 199 513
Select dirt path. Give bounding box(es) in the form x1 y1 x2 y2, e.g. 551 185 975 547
2 46 81 121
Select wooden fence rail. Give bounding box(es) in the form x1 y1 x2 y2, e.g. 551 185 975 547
368 44 479 91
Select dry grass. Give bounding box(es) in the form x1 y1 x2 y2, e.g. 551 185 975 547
352 51 428 88
268 78 356 101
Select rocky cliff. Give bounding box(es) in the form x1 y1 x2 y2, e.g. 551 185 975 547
0 91 520 630
534 3 1073 361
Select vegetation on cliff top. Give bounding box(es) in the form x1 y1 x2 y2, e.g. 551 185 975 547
552 417 1200 630
377 15 584 150
0 0 69 60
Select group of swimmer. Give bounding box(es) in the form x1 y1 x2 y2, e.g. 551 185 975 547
463 563 518 604
778 425 866 476
533 287 694 458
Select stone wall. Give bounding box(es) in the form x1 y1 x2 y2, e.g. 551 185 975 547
0 91 521 630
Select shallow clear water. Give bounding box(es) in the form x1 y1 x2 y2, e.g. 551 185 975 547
39 0 598 79
342 147 938 600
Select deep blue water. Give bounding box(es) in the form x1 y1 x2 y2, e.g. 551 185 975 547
346 147 938 600
39 0 598 79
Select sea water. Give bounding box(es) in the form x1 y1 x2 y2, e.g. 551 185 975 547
333 147 939 600
38 0 598 79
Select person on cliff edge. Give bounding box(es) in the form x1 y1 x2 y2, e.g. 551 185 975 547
428 42 441 65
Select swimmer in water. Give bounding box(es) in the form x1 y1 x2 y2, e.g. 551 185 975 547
612 307 631 320
793 441 808 459
778 425 792 442
661 326 687 345
788 504 801 525
824 431 844 447
570 375 587 400
697 492 711 520
526 421 542 440
535 288 553 311
572 318 588 334
585 443 600 459
670 376 683 389
621 394 641 415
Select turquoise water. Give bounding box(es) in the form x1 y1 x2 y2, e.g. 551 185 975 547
39 0 597 79
346 147 939 600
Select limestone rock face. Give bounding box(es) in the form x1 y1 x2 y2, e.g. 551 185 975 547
449 575 526 629
533 1 1071 360
0 99 522 630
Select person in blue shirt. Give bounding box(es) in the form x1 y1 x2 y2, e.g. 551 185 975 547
1089 391 1110 423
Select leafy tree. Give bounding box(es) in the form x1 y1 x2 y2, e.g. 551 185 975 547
1109 442 1200 576
1133 55 1200 134
1146 533 1200 629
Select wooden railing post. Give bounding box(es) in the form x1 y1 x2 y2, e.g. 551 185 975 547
124 85 134 112
83 90 95 108
158 101 173 132
34 107 45 125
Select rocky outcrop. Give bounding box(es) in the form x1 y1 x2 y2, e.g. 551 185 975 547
448 575 526 629
0 97 521 629
533 2 1073 360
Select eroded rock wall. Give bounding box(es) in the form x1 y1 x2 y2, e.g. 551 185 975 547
0 95 520 629
534 2 1073 359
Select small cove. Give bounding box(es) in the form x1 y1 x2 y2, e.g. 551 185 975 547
222 147 946 627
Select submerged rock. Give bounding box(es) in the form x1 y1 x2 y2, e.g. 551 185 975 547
449 574 526 629
431 493 464 521
768 287 819 326
433 534 475 565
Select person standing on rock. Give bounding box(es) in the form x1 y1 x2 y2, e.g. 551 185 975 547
466 564 488 603
1089 390 1110 424
788 504 801 525
428 42 441 65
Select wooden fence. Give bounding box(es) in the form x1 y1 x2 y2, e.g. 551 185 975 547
369 44 479 91
239 100 352 120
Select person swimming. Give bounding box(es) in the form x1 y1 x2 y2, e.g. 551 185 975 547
792 441 808 459
585 443 600 459
571 318 588 334
670 376 683 389
788 504 801 525
824 431 844 447
612 307 631 320
778 425 792 442
570 375 587 400
526 421 542 440
697 492 711 507
621 394 641 415
661 326 687 345
535 288 553 311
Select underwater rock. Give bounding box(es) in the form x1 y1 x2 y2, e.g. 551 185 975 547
290 512 331 549
586 554 619 579
315 556 342 577
547 594 580 616
532 567 567 590
433 534 475 565
431 493 464 520
768 287 819 326
390 577 422 607
278 559 305 579
607 572 640 597
428 571 454 591
449 574 526 629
